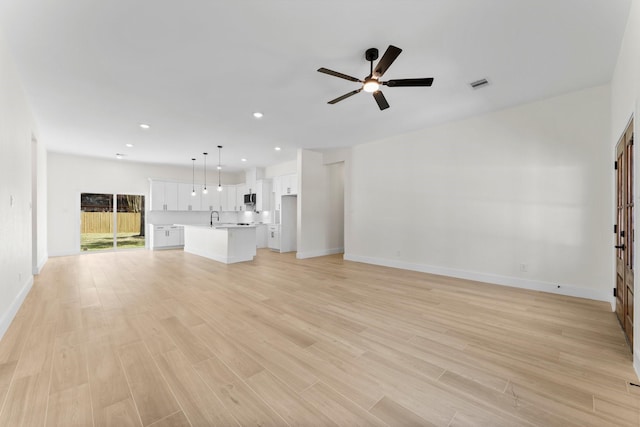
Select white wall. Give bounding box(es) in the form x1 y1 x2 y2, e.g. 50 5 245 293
346 85 612 304
326 162 345 253
33 137 47 273
297 150 345 259
47 152 244 256
265 160 296 178
0 30 40 339
610 0 640 374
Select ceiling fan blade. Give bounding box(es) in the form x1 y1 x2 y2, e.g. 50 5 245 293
373 91 390 110
372 45 402 79
384 78 434 87
328 88 362 104
317 67 362 83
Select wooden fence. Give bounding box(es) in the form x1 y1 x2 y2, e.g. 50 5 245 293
81 212 142 234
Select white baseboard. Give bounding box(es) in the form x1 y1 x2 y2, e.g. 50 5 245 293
634 352 640 381
0 275 34 341
49 249 81 257
33 252 48 275
296 247 344 260
343 253 614 307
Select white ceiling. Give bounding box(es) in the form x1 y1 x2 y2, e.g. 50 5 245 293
0 0 632 171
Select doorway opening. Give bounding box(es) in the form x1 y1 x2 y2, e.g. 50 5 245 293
80 193 145 251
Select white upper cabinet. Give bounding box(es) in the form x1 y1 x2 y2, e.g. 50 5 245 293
281 173 297 195
202 186 221 211
236 184 247 211
221 185 235 211
245 169 257 194
150 172 292 213
272 176 282 211
178 183 201 211
255 179 271 212
271 174 296 211
165 182 178 210
150 180 179 211
150 180 165 211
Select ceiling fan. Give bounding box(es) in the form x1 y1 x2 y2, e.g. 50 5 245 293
317 45 434 110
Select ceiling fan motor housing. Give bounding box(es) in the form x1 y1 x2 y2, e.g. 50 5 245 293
365 48 379 62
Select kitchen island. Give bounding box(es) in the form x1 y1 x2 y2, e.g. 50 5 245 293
182 224 256 264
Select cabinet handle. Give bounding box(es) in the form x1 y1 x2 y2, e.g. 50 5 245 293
615 244 626 250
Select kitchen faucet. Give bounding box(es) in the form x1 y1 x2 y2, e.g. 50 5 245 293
210 210 220 226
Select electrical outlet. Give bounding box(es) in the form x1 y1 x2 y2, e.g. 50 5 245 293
519 263 528 272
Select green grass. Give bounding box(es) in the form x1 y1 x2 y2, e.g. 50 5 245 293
81 233 145 251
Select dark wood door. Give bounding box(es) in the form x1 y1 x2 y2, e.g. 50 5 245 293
615 118 634 350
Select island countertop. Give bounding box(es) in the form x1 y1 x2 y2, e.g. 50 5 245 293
176 223 257 229
181 224 256 264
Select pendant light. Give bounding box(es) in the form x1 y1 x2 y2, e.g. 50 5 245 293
217 145 223 192
191 158 196 196
202 152 208 194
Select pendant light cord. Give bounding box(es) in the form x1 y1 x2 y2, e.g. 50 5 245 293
191 158 196 194
203 152 208 193
217 145 223 191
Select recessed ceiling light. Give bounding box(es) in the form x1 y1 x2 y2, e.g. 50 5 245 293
253 112 263 119
116 153 124 159
139 123 150 129
241 158 247 162
274 147 281 151
125 143 134 148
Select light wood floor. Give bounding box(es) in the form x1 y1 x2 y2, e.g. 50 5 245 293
0 249 639 426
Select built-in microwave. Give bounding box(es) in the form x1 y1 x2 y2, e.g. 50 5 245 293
243 193 256 204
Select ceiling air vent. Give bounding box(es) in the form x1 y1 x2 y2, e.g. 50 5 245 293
469 78 489 89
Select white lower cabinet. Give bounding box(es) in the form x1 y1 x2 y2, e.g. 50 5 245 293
149 224 184 249
268 224 280 251
256 224 268 248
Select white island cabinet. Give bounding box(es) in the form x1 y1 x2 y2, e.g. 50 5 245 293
182 224 256 264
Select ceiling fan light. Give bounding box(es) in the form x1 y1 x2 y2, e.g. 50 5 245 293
363 79 380 93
